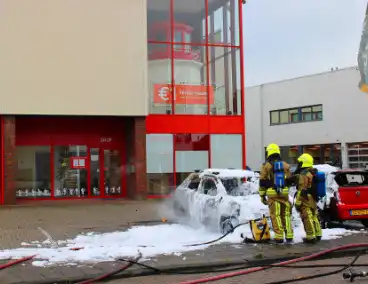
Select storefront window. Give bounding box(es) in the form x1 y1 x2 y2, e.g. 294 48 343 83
54 145 88 198
148 43 173 114
175 134 209 185
207 0 240 46
173 0 206 44
210 134 242 168
146 134 174 195
208 47 241 115
16 146 51 198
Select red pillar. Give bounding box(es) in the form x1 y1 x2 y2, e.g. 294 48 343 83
2 116 16 205
126 117 147 199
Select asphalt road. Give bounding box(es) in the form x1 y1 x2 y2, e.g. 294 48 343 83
105 254 368 284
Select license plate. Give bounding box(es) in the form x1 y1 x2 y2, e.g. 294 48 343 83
350 209 368 216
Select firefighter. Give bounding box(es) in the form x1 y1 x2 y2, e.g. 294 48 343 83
259 143 294 244
294 153 322 244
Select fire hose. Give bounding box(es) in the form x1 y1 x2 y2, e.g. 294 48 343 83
2 243 366 284
176 243 368 284
45 243 366 284
0 255 35 270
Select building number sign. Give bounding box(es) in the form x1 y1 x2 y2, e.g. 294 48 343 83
100 137 112 143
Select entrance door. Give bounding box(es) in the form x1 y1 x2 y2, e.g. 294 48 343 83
101 148 122 197
89 148 101 197
54 145 88 198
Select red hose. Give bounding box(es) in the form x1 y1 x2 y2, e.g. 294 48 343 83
177 243 368 284
0 255 35 270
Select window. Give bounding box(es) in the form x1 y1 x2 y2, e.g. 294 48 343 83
347 142 368 169
270 111 279 124
175 134 209 185
202 177 217 196
146 134 174 196
301 107 312 121
16 146 51 198
312 105 323 120
289 109 299 122
279 110 289 124
208 47 242 115
270 105 323 125
210 134 242 168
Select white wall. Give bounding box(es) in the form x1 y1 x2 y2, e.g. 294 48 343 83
246 67 368 170
0 0 148 116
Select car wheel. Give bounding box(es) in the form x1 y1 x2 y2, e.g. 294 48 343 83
361 219 368 228
173 200 186 217
220 216 239 235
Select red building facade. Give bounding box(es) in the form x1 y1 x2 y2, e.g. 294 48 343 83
0 0 245 204
146 0 246 197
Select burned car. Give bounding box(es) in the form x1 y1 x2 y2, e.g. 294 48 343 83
172 168 256 234
319 169 368 228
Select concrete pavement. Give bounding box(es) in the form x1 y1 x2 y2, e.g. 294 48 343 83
106 254 368 284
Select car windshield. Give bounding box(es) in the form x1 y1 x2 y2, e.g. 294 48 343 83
220 178 240 194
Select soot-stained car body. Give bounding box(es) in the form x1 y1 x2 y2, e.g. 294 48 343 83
172 168 256 234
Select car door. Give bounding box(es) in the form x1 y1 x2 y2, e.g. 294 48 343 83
197 176 219 218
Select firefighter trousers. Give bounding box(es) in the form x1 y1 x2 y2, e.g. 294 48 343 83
268 198 294 241
299 205 322 240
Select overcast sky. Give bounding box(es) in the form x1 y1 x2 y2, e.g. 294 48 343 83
242 0 368 86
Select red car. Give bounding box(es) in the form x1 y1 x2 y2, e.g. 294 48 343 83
320 169 368 228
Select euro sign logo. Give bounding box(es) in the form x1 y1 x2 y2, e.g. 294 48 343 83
158 86 170 101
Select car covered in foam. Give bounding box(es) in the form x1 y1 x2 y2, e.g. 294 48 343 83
172 168 258 234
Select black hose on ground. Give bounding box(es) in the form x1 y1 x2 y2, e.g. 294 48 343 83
264 249 365 284
185 219 255 247
24 245 368 284
117 249 366 279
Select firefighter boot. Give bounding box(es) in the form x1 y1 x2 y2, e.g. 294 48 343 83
270 239 284 245
302 238 317 244
316 236 322 242
286 238 293 244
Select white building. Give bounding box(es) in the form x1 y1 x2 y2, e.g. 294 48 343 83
246 66 368 171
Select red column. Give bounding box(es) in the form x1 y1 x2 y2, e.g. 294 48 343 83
2 116 16 205
126 117 147 199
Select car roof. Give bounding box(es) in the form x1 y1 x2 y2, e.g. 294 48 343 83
334 168 368 173
199 168 255 179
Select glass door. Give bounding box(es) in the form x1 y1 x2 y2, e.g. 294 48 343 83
102 149 122 197
90 148 101 197
54 145 88 198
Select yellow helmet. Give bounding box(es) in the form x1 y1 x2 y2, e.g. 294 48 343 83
266 143 280 158
298 153 314 168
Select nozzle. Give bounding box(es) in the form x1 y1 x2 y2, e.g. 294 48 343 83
343 269 367 282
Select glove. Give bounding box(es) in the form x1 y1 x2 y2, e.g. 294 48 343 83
259 179 274 188
260 196 268 205
294 202 302 212
286 176 297 186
